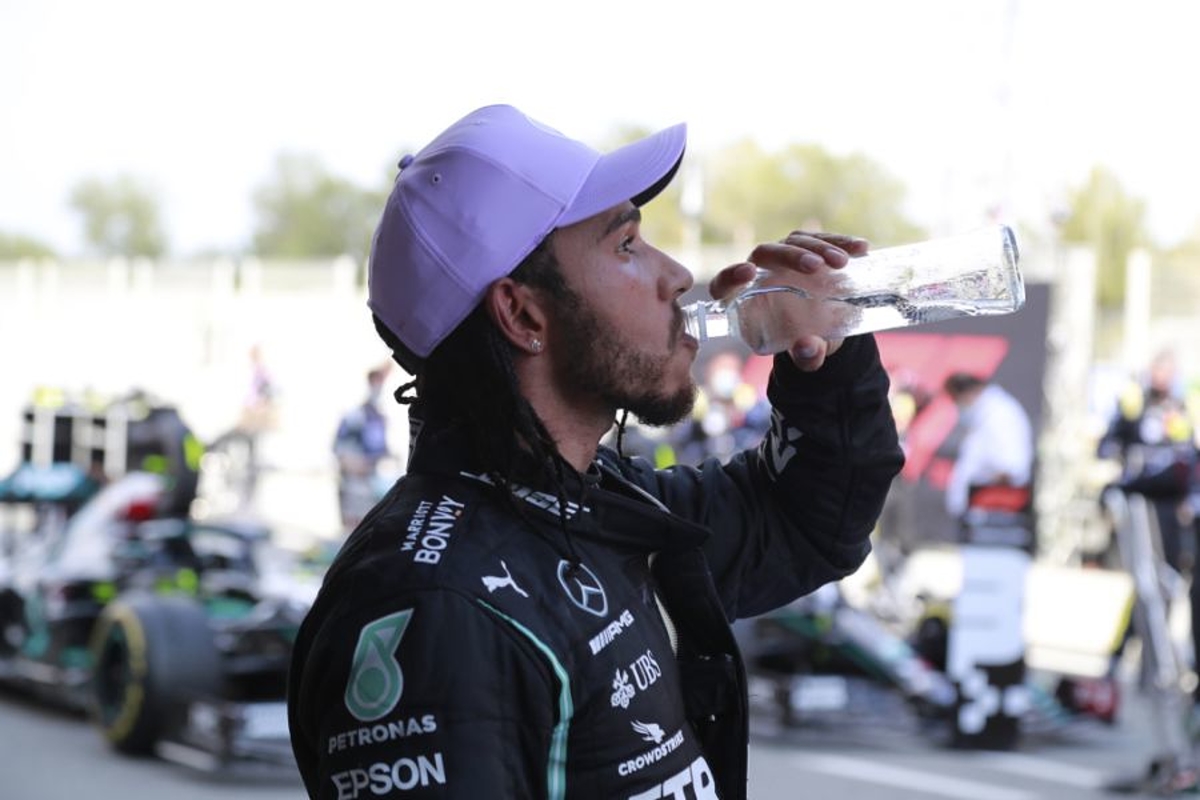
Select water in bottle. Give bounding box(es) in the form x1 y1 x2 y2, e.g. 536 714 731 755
683 225 1023 355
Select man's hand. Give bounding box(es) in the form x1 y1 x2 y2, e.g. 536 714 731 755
707 231 869 371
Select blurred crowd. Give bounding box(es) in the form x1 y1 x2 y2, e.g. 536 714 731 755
607 346 773 469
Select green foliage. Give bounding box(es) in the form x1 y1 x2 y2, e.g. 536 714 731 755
0 231 56 259
1058 166 1147 308
703 140 925 246
595 127 924 253
250 153 386 262
68 175 167 258
639 177 688 251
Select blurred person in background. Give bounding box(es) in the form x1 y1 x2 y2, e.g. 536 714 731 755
287 104 903 800
669 348 771 467
1098 348 1194 571
230 343 279 452
117 390 204 519
206 343 278 511
332 364 393 531
1097 348 1200 721
942 372 1035 519
873 374 936 570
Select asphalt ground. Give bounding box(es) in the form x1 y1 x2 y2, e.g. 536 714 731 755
3 464 1191 798
0 673 1189 800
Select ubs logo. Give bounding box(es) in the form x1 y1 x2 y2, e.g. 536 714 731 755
557 560 608 617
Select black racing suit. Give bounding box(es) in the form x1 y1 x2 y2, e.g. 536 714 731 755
288 337 903 800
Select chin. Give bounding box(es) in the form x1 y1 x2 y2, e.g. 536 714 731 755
630 381 697 429
665 363 695 397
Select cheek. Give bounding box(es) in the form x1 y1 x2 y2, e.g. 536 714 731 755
621 259 673 310
580 265 658 315
580 258 649 296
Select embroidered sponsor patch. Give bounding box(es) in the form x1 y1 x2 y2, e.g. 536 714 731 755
344 610 413 722
633 720 667 744
481 559 529 598
618 722 686 778
762 408 803 477
400 495 465 564
610 650 662 708
327 715 438 755
460 471 588 519
559 560 608 617
588 608 634 655
330 752 447 799
627 755 717 798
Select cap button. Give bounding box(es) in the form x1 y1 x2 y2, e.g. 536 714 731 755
397 154 415 170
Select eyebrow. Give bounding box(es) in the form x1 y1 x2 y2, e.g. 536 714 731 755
599 206 642 241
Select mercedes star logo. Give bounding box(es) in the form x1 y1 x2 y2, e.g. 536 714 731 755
557 560 608 617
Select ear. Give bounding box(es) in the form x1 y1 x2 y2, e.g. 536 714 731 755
483 277 549 356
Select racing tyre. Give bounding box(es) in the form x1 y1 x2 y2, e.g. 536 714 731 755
89 592 222 755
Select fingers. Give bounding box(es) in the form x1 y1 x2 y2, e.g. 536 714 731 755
788 336 845 372
783 231 870 259
708 261 758 301
710 231 869 300
749 232 870 273
750 241 834 272
703 230 865 371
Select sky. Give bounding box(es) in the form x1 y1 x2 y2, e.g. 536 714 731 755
3 0 1200 257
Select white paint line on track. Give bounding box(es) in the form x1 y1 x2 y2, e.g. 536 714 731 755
969 751 1106 788
791 753 1039 800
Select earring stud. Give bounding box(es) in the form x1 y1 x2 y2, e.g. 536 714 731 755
530 338 543 353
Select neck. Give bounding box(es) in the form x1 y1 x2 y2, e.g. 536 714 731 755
515 356 611 473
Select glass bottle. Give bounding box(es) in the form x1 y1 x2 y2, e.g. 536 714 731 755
683 224 1023 356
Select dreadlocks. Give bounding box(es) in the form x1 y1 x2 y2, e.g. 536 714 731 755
371 235 571 490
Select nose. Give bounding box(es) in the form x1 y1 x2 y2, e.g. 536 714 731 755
657 247 693 300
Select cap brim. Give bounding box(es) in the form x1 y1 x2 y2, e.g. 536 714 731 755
558 122 687 227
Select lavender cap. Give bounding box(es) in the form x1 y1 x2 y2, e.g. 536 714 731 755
367 104 687 359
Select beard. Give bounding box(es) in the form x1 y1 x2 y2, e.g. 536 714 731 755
554 292 696 428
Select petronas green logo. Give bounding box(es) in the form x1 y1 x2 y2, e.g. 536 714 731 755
345 609 413 722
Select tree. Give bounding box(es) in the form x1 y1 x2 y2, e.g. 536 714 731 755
1058 166 1147 309
594 128 923 253
68 175 168 258
703 140 925 248
0 231 56 260
250 153 384 263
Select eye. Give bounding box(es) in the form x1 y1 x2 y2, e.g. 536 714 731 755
617 235 636 254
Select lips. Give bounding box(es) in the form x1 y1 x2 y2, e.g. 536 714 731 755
674 324 698 356
670 306 690 349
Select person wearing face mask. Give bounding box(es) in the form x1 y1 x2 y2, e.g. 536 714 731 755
939 372 1036 749
942 372 1035 519
333 365 393 530
1097 349 1194 570
1095 349 1200 748
670 350 771 467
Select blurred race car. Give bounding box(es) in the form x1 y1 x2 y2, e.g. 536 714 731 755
0 470 322 771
